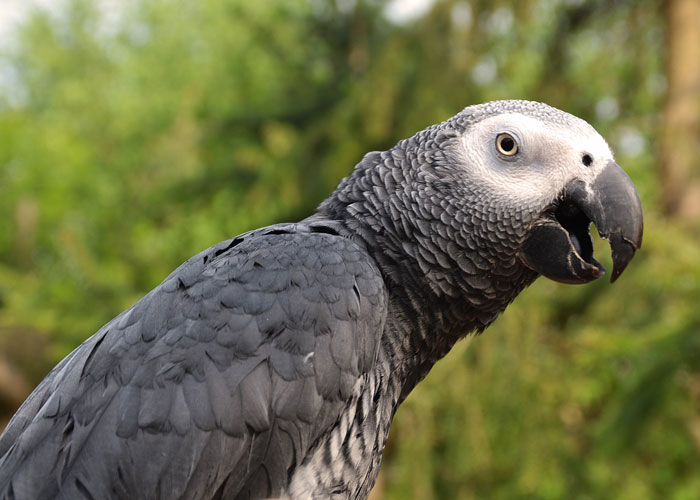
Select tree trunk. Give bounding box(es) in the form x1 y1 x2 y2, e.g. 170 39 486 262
660 0 700 218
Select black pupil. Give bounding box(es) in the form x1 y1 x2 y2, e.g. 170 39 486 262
582 154 593 166
500 136 515 152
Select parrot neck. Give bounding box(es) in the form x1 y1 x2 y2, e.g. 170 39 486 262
317 149 539 404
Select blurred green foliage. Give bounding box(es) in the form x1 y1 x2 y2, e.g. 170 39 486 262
1 0 698 498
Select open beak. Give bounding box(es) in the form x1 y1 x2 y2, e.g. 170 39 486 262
520 160 643 284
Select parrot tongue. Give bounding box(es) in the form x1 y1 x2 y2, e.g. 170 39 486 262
554 200 600 268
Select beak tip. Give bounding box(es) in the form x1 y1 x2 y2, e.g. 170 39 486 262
609 237 639 284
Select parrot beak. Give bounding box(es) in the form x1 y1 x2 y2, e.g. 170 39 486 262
520 160 643 284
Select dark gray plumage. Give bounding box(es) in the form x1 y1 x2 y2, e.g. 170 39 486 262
0 100 643 500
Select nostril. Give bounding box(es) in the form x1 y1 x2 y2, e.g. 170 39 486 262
582 153 593 167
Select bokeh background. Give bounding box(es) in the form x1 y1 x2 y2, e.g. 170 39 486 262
0 0 699 498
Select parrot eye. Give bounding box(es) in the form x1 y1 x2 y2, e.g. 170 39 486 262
495 133 519 157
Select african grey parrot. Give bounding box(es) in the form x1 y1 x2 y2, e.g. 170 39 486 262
0 100 643 499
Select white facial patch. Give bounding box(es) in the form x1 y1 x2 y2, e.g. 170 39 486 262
457 112 614 207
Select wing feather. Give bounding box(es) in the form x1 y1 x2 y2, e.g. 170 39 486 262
0 222 387 500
